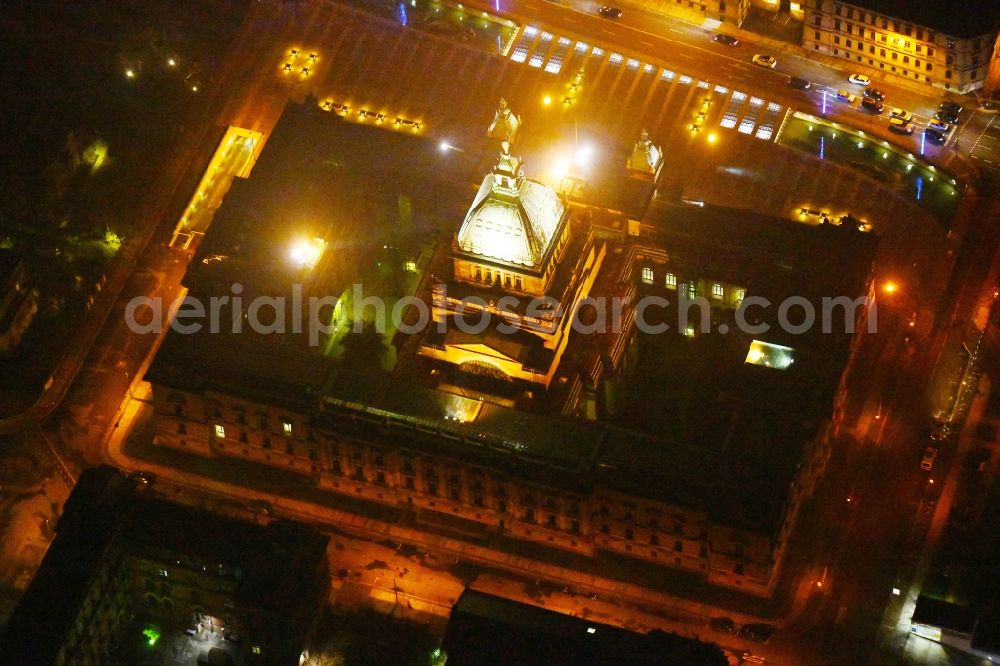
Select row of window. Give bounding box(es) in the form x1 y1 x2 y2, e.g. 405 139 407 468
831 2 935 42
639 267 745 301
826 21 937 57
473 266 523 291
214 420 292 439
825 33 936 71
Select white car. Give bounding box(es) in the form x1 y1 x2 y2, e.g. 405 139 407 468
752 54 777 68
849 73 871 86
889 117 913 135
836 90 857 104
889 108 912 122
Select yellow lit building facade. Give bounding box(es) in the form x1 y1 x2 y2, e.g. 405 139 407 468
803 0 1000 93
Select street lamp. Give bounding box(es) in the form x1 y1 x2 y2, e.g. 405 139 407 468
882 281 898 295
438 141 464 153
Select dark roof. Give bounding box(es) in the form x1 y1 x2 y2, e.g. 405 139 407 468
442 590 728 666
0 467 328 665
845 0 1000 39
187 98 478 301
912 595 977 634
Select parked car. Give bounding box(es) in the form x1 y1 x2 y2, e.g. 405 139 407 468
739 623 775 642
921 446 939 471
861 98 884 113
889 117 913 134
752 54 777 68
936 109 960 124
925 128 947 144
939 101 963 115
713 33 739 46
836 90 857 103
848 73 871 85
710 616 737 633
929 118 951 133
597 5 622 18
863 87 886 101
788 76 811 90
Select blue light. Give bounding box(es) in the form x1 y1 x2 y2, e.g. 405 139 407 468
821 90 827 115
495 0 500 10
915 175 923 201
398 2 408 26
920 130 926 156
819 136 825 160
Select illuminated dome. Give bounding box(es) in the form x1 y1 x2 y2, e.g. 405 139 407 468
456 144 564 269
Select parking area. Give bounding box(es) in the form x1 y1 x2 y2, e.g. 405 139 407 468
970 111 1000 170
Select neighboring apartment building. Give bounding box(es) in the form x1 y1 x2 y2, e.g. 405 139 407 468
0 467 330 666
803 0 1000 93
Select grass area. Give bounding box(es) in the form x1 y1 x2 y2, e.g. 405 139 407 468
777 113 961 226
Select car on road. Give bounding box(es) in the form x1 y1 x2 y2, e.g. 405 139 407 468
248 499 274 515
710 616 737 633
889 117 913 134
836 90 858 103
752 54 777 68
863 87 886 101
742 653 767 665
788 76 811 90
849 73 871 86
129 471 155 486
861 98 884 113
921 446 939 471
889 108 912 122
713 33 739 46
738 623 775 642
597 5 622 18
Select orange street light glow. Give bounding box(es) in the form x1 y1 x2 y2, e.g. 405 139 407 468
707 133 718 144
542 95 552 106
883 281 897 294
289 237 327 270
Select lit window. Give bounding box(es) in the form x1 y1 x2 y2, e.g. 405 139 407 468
158 569 169 578
214 424 225 439
665 273 677 289
252 646 262 655
641 267 654 284
282 420 293 436
712 283 723 299
404 260 417 272
687 282 697 300
737 288 746 304
685 324 696 337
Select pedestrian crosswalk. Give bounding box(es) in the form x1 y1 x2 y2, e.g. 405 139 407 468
506 24 788 143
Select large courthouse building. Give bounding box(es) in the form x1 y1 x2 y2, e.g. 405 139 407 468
146 99 876 598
